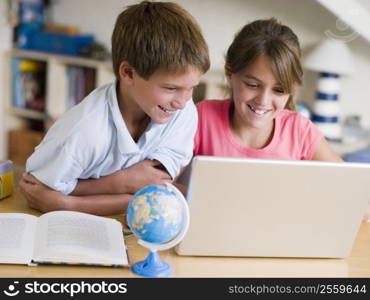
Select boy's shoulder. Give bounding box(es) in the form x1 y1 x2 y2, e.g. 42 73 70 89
45 83 115 144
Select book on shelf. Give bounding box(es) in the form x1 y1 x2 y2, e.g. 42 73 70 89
11 58 46 112
0 210 129 267
66 66 96 110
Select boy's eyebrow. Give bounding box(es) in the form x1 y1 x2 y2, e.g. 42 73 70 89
162 82 199 88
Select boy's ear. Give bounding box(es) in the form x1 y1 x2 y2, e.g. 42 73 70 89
225 70 232 85
119 61 135 84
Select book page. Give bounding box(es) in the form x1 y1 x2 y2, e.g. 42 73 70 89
0 213 38 264
33 211 128 266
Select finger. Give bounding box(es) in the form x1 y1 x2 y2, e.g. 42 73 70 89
23 182 39 199
160 170 172 180
19 179 28 191
149 159 164 167
153 168 171 179
22 173 38 184
19 178 36 192
154 164 168 172
141 159 155 166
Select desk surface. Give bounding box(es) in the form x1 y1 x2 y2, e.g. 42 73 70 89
1 189 370 278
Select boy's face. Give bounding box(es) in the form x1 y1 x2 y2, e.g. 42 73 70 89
129 66 203 124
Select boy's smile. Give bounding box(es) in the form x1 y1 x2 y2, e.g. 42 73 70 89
119 64 203 125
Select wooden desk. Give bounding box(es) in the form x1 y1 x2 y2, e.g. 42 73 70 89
1 189 370 278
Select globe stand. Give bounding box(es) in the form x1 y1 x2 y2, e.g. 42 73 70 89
131 250 172 277
129 183 190 278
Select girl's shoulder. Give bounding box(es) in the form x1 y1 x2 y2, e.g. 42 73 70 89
278 109 311 126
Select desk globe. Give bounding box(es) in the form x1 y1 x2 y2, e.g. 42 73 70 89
127 183 189 277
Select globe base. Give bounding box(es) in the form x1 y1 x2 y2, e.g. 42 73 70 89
131 251 172 277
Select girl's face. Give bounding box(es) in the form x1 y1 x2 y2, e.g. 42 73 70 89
226 55 291 130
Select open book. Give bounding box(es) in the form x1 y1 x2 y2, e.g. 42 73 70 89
0 211 129 267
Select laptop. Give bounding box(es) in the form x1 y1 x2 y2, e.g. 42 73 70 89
175 156 370 258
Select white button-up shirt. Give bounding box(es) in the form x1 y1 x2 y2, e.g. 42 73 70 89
26 82 197 194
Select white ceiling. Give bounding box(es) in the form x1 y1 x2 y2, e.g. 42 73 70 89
357 0 370 12
316 0 370 44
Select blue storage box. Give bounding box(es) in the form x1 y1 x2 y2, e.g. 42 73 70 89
21 31 94 57
344 148 370 163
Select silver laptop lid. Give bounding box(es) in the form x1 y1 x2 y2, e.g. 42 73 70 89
176 156 370 258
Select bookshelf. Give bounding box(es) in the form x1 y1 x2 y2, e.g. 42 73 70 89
4 49 115 166
3 49 227 166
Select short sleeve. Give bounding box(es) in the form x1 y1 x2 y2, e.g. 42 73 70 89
299 115 324 160
26 138 84 195
193 102 203 156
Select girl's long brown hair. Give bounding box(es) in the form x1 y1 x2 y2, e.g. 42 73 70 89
225 18 303 111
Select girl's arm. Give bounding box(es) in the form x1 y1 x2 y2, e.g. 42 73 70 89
311 138 370 221
311 138 343 162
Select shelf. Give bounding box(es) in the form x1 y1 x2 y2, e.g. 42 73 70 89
10 107 48 121
4 48 116 162
10 48 112 69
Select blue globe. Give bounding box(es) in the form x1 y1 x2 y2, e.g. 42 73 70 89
127 184 184 244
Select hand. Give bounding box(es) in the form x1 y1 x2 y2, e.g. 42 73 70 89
110 160 172 194
19 173 68 213
172 182 188 197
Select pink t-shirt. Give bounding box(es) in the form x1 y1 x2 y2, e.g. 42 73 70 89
194 99 323 160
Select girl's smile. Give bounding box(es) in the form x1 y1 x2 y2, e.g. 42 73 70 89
247 103 273 116
227 55 290 131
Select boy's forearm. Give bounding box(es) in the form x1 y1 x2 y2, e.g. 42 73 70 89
71 171 131 196
65 193 132 216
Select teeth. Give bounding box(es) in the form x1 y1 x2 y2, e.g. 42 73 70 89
249 105 268 115
255 109 266 115
159 105 172 113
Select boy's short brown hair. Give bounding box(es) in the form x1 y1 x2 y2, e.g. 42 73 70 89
112 1 210 80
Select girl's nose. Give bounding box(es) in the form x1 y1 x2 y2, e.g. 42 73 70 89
255 89 270 106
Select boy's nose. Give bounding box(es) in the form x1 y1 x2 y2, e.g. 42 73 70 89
171 98 187 110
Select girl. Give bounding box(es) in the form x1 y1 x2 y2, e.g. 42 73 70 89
194 18 342 162
192 18 370 220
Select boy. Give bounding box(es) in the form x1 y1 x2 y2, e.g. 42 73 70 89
19 1 209 215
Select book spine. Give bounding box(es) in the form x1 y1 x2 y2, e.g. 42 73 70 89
11 58 24 108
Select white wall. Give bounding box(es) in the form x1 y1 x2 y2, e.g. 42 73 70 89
48 0 370 127
49 0 331 71
0 1 12 159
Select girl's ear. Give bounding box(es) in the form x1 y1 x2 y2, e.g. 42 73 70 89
119 61 135 84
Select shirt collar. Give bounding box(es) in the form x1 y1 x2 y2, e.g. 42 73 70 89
108 82 140 155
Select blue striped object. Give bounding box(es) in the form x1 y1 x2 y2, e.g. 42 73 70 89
312 115 338 123
312 72 341 140
321 72 339 78
316 92 338 101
